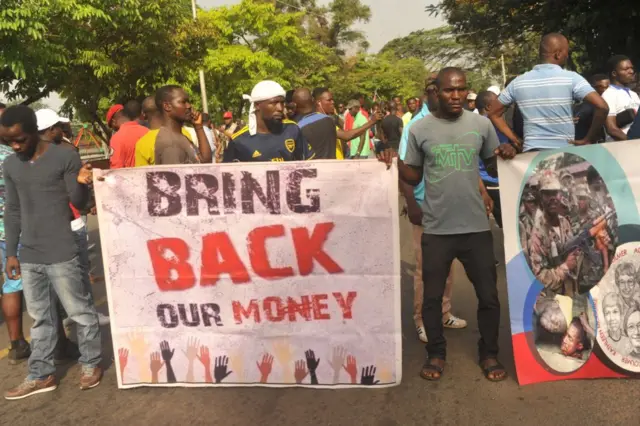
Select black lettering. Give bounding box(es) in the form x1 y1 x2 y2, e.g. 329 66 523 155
241 171 281 214
223 172 237 213
201 303 224 326
185 174 219 216
157 304 179 328
178 303 200 327
286 169 320 213
147 172 182 217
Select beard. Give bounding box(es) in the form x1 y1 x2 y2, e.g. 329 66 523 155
264 117 284 134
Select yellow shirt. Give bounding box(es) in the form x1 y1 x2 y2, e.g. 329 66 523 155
135 128 193 166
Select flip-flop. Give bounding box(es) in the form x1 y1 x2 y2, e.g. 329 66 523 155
480 360 507 382
420 360 444 381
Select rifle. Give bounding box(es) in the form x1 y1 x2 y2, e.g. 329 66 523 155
563 211 615 272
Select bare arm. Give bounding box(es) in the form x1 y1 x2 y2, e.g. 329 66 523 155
581 92 610 143
398 160 423 187
338 114 381 141
488 100 522 151
604 116 628 141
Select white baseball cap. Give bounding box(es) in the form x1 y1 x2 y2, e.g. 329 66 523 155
487 86 501 96
467 93 478 101
35 108 70 131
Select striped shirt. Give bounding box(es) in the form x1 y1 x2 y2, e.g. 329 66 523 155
498 64 594 151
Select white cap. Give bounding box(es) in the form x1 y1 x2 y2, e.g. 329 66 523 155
467 93 477 101
487 86 501 96
35 108 70 131
242 80 286 136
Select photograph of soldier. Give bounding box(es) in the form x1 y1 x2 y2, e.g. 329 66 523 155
532 291 595 372
520 153 618 296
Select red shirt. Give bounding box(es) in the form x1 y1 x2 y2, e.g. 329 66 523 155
110 121 149 169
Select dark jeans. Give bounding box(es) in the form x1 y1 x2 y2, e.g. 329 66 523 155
421 231 500 361
483 183 502 229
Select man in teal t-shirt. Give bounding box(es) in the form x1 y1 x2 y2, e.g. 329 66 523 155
346 100 371 158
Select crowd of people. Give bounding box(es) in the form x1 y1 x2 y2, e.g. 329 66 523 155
0 30 638 398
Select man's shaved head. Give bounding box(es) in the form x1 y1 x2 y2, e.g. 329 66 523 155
292 88 314 115
539 33 569 66
142 96 157 115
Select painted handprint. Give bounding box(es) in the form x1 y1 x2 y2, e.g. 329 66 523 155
149 351 164 384
214 355 233 383
272 340 294 382
182 337 200 382
294 359 308 384
127 330 151 382
343 354 357 384
160 340 177 383
229 350 245 382
256 353 274 384
328 346 347 383
305 349 320 385
361 365 380 385
198 345 213 383
118 348 129 380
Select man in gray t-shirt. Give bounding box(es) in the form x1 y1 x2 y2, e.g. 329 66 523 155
405 110 500 234
390 67 517 383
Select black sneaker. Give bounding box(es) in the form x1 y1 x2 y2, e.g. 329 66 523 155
8 340 31 365
54 340 81 365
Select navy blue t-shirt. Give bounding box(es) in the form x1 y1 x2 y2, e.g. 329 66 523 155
223 121 315 162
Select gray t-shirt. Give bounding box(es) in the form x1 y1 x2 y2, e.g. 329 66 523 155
404 110 499 235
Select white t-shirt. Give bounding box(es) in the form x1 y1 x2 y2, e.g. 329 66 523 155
602 85 640 140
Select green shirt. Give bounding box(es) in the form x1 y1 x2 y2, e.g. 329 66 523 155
349 112 370 157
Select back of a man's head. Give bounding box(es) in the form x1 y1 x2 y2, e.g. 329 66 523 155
475 91 496 114
123 100 142 121
539 33 568 62
0 105 38 134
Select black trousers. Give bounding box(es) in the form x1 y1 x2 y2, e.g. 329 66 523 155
421 231 500 361
484 184 503 229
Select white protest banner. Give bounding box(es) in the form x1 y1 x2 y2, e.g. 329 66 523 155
94 160 401 388
499 142 640 385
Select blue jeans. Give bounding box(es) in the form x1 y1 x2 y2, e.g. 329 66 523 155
22 256 101 379
73 222 94 303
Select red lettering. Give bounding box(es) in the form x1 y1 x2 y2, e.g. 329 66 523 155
285 296 312 321
312 294 330 320
232 300 261 324
147 238 196 291
264 297 285 322
248 225 294 280
332 291 357 319
292 222 343 275
201 232 250 286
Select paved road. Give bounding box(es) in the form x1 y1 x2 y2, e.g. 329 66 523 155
0 216 637 426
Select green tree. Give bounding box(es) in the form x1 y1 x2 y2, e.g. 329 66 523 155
1 0 216 138
329 51 427 104
427 0 640 74
381 26 539 88
197 0 337 118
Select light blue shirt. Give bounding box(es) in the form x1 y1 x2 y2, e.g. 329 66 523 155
498 64 594 151
399 103 429 202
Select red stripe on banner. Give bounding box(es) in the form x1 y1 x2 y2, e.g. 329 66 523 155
512 332 627 385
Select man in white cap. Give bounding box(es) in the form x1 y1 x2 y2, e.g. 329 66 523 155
224 80 315 162
35 109 69 145
466 92 478 112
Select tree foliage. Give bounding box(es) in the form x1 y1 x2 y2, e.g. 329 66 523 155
1 0 215 131
427 0 640 74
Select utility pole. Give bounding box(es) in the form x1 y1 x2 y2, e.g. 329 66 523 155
501 54 507 88
191 0 209 114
